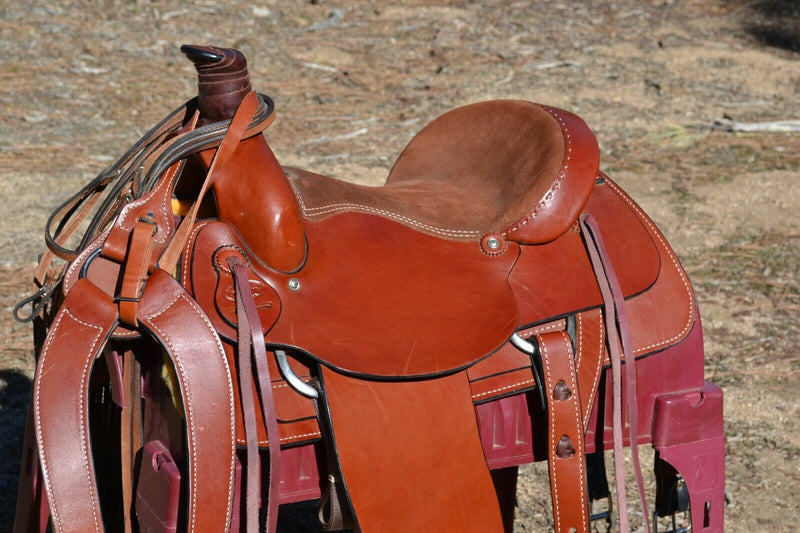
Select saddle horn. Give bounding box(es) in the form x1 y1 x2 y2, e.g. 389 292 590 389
182 45 307 272
181 44 252 125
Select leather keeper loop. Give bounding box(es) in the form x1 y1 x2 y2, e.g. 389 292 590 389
117 218 158 326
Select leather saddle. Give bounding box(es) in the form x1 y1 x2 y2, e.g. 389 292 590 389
16 45 700 533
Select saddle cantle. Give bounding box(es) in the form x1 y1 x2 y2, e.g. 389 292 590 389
14 45 724 533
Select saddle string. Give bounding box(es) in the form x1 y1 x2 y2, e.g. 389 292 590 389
230 258 263 532
580 214 651 533
229 258 284 533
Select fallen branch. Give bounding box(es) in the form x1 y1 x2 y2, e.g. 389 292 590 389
298 128 368 147
524 60 581 71
711 117 800 133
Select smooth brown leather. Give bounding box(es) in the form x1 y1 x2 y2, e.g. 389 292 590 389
510 178 660 327
320 367 504 532
538 331 590 533
188 215 520 378
183 175 689 448
33 271 237 533
287 101 598 245
197 134 306 273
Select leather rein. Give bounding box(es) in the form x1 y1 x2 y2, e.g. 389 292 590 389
14 93 275 324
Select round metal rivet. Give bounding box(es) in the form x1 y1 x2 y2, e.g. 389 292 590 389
486 237 501 250
288 278 300 291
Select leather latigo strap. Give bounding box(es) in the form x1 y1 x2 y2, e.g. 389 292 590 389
537 331 590 533
34 271 236 532
319 367 504 532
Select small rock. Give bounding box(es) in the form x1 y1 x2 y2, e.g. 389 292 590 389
24 112 47 123
251 6 273 18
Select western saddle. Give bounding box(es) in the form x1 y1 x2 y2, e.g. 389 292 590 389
13 45 725 533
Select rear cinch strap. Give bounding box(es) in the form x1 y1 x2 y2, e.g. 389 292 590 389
537 331 590 533
580 213 651 533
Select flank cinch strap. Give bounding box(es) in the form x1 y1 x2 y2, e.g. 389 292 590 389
537 331 590 533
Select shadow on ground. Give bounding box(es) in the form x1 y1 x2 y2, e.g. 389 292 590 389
744 0 800 52
0 370 32 530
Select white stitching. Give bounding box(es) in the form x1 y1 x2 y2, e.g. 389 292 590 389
35 307 104 533
604 179 695 353
539 336 561 529
577 313 584 366
248 430 323 447
289 178 481 238
471 379 535 399
64 227 111 291
584 313 605 428
519 320 565 338
502 106 572 237
181 220 212 286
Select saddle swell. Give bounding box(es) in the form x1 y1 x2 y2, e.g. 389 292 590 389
287 99 599 246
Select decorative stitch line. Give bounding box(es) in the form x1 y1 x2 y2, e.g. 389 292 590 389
471 379 535 399
561 331 588 531
538 335 561 529
584 313 605 428
289 176 481 238
502 106 573 237
604 179 694 353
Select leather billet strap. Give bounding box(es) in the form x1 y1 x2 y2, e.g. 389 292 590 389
117 218 158 326
34 270 236 533
537 331 590 533
229 258 282 533
580 214 650 533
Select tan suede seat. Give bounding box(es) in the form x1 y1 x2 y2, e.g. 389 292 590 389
286 100 600 245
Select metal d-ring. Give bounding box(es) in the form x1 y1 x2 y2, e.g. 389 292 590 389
510 332 536 355
275 349 319 399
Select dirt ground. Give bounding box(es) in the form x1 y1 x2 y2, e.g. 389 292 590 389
1 0 798 531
